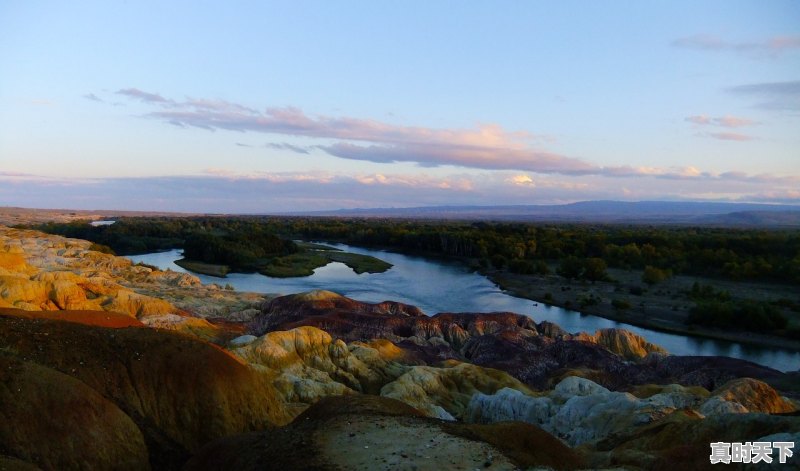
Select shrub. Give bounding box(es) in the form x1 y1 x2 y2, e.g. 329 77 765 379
687 299 787 331
642 266 671 285
89 243 116 255
583 258 609 282
612 299 632 310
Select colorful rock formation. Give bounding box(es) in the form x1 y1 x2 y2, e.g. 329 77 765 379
1 227 797 470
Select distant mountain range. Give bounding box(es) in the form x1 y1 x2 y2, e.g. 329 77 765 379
290 201 800 226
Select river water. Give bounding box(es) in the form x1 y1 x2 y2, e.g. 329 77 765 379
128 244 799 372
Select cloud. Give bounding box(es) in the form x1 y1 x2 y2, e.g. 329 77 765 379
727 80 800 111
115 88 598 175
264 142 311 154
704 132 754 142
318 142 595 174
600 165 711 179
685 115 757 128
116 88 173 104
745 189 800 204
202 168 237 177
3 169 800 212
508 174 535 186
113 88 799 183
673 34 800 57
82 93 104 103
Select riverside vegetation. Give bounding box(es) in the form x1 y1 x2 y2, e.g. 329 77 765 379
26 215 800 347
30 218 391 278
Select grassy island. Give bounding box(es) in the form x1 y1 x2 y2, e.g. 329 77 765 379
259 250 392 278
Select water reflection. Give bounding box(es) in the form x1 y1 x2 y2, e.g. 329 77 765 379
128 244 799 372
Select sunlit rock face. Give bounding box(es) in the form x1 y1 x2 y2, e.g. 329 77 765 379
0 227 267 334
698 377 797 415
573 327 668 360
231 325 527 420
379 361 532 420
0 227 182 317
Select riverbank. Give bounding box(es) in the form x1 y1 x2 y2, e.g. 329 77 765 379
175 258 230 277
292 240 800 353
486 267 800 353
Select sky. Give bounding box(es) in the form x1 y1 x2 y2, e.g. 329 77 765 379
1 1 799 213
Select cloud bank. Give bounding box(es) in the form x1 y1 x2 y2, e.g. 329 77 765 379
685 115 758 128
114 88 596 175
2 170 798 213
673 34 800 57
685 114 759 141
107 88 793 183
727 80 800 111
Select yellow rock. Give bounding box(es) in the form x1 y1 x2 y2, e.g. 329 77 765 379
708 378 797 414
576 328 668 360
381 362 533 420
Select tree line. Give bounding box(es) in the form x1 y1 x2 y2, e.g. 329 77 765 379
24 216 800 284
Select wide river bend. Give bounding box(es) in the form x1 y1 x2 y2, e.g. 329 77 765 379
129 243 799 372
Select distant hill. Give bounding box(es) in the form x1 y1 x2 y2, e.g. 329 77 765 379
290 201 800 227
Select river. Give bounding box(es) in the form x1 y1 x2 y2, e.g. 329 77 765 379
128 243 799 372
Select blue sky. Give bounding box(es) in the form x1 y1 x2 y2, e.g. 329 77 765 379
1 1 798 212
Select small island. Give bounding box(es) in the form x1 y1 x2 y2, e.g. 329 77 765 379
180 236 391 278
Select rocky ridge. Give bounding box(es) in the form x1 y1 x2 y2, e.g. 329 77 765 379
0 226 266 339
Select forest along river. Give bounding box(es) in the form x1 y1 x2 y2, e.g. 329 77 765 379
129 243 799 372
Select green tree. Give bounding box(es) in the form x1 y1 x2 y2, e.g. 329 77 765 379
583 257 608 282
642 265 670 285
